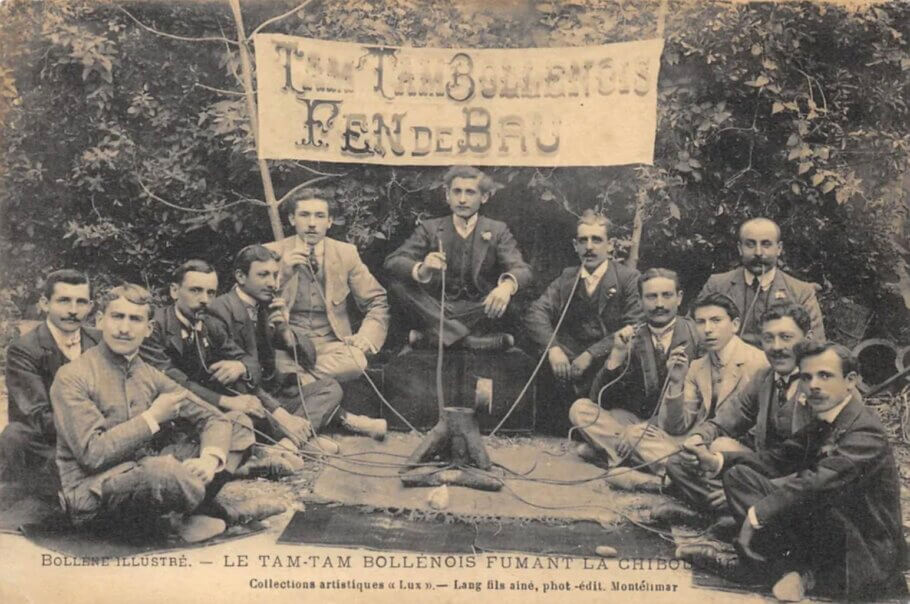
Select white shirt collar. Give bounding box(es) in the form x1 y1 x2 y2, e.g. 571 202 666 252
46 319 80 349
234 285 258 308
743 267 776 290
452 214 479 239
816 394 853 424
774 367 800 383
294 237 325 256
580 259 609 281
710 335 739 367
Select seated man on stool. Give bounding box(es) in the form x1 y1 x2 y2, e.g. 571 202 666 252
679 342 907 602
0 269 100 491
660 303 814 524
208 245 344 453
384 166 532 351
569 268 698 491
51 284 283 542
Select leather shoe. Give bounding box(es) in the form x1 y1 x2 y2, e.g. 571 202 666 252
463 333 514 351
342 413 387 440
772 570 815 602
176 515 226 543
705 515 739 542
214 495 287 525
675 544 741 577
235 452 298 479
648 501 706 526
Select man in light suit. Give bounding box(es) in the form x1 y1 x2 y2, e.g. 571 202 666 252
0 270 101 488
696 217 824 347
265 189 389 438
621 293 767 475
384 166 532 351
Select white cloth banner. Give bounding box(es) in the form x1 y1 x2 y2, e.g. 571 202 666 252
254 34 663 167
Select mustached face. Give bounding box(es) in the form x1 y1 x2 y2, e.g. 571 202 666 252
640 277 682 328
799 349 857 415
760 316 806 374
170 271 217 319
574 223 612 271
739 220 782 276
40 282 93 334
98 296 152 356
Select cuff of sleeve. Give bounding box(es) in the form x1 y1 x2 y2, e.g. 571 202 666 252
498 273 518 294
747 506 762 529
201 447 227 473
141 412 160 434
412 263 432 283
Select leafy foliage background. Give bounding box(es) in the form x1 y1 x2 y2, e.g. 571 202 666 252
0 0 908 352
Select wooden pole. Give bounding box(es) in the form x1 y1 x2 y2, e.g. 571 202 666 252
227 0 285 241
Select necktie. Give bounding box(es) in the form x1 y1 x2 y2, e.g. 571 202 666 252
708 358 722 418
307 244 319 275
255 303 276 380
775 376 789 406
61 336 80 361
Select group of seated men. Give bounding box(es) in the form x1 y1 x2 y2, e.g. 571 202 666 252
0 165 905 600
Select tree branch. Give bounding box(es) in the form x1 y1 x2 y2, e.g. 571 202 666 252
248 0 316 40
117 6 238 45
137 176 266 213
276 175 342 205
193 82 245 96
291 161 347 177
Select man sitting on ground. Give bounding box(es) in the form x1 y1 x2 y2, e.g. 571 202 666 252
51 284 284 541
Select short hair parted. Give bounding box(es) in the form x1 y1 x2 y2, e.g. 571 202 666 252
638 268 681 296
760 302 811 335
98 283 154 319
43 269 91 300
738 217 782 242
576 209 610 233
281 188 339 223
794 340 859 377
692 292 741 321
171 259 215 286
442 166 496 194
233 245 280 277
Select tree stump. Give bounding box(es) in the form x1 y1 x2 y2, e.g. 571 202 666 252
400 407 502 491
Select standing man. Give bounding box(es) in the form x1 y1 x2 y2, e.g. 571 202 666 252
526 210 642 399
683 342 907 601
384 166 532 350
0 270 100 488
568 268 698 488
51 284 282 540
697 217 824 347
265 189 388 438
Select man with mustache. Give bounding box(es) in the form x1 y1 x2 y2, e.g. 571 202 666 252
682 342 907 601
384 166 532 351
51 284 283 541
0 270 100 491
526 210 643 414
696 218 824 348
567 268 698 491
656 303 814 526
208 245 345 452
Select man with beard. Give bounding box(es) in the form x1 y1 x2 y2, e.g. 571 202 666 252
657 303 814 526
526 210 642 403
683 342 907 602
696 218 824 348
0 270 101 489
567 268 698 490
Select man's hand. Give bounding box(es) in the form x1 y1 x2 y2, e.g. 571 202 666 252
570 351 593 379
707 488 728 511
666 345 690 386
616 423 659 457
183 454 219 485
681 438 722 475
736 516 766 563
147 389 188 424
677 434 705 468
548 347 572 380
417 251 447 280
282 249 309 270
266 297 290 325
343 334 374 354
482 282 513 319
612 325 636 356
220 394 266 419
272 408 312 447
209 360 247 385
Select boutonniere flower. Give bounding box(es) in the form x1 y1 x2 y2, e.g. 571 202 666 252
481 231 492 241
797 393 808 406
820 443 837 457
774 290 787 300
606 287 617 297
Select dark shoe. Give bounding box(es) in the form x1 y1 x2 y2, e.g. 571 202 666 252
705 515 739 542
675 544 742 577
463 333 514 351
575 443 610 469
214 496 287 525
648 501 707 526
234 452 298 479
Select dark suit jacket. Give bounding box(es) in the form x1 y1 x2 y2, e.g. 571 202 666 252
525 262 643 361
588 317 699 419
697 267 824 346
139 305 259 407
384 215 532 296
6 322 101 438
694 366 813 451
723 395 906 599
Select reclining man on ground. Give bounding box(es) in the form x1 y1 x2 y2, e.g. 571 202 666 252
51 284 284 542
140 259 298 477
0 270 100 494
208 245 343 453
568 268 698 492
655 303 814 527
384 166 532 352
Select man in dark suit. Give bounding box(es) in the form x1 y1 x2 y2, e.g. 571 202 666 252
696 218 824 348
568 268 698 489
0 269 101 488
682 341 907 601
525 210 643 398
384 166 532 351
